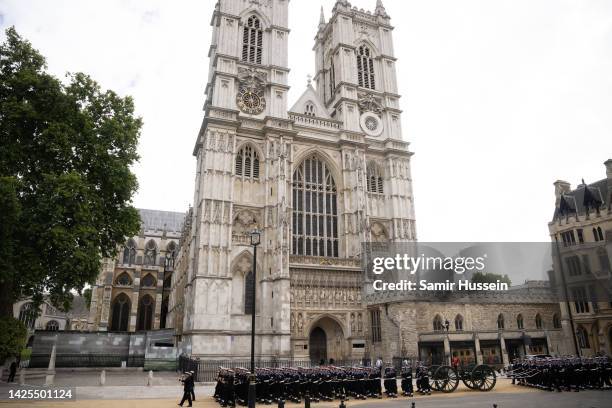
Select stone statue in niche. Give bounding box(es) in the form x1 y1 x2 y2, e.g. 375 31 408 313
297 313 304 335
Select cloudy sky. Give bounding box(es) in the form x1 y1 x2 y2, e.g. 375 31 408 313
1 0 611 242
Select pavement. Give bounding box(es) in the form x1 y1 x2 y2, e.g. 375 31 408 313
0 376 610 408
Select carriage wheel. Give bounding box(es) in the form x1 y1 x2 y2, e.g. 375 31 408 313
432 365 459 393
461 375 477 390
428 365 440 391
472 365 497 392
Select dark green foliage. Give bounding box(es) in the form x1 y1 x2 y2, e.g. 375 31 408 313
82 287 92 309
0 27 141 318
471 271 512 286
0 317 27 364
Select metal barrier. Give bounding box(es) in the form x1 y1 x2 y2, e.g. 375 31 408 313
178 356 372 382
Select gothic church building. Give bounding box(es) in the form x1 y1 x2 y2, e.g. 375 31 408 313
168 0 416 361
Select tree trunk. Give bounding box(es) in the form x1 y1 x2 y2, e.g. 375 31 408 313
0 279 15 318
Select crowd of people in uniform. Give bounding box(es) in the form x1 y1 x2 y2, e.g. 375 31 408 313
213 360 434 406
506 356 612 392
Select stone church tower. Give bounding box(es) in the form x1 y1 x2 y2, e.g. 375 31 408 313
171 0 416 362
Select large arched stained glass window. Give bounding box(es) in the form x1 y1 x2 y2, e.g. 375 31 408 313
292 155 338 257
143 240 157 266
123 238 136 265
136 294 154 331
242 15 263 64
110 293 130 331
19 303 36 329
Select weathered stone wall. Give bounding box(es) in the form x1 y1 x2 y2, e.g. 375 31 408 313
369 301 570 362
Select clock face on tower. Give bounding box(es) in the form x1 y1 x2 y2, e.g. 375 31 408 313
236 86 266 115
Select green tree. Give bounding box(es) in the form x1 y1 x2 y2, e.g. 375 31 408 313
0 27 141 319
471 271 512 286
82 287 92 309
0 317 27 364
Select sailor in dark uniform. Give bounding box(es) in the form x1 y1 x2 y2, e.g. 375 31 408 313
400 360 414 396
383 365 398 397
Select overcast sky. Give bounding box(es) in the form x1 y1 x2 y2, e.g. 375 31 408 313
1 0 611 242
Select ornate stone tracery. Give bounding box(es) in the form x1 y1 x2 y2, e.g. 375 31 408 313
236 68 267 115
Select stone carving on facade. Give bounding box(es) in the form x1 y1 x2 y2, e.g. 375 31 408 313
371 222 388 242
232 209 261 243
236 68 267 115
358 93 383 116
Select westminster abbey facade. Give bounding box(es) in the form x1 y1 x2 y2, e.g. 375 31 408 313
166 0 417 361
85 0 571 365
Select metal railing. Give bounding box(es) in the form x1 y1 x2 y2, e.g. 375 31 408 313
178 355 372 382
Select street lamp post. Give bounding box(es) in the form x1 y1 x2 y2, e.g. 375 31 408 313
248 230 261 408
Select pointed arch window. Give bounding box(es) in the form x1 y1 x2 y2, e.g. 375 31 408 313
19 303 36 329
497 314 505 330
576 326 590 348
165 241 177 269
46 320 59 331
136 294 154 331
535 313 543 329
304 102 316 117
116 272 132 286
141 273 156 288
235 145 260 180
329 55 336 98
144 240 157 266
292 155 338 257
110 293 130 331
244 270 255 315
242 15 263 64
433 315 444 331
454 314 464 331
123 238 136 265
552 313 561 329
357 45 375 89
367 162 384 193
516 314 524 329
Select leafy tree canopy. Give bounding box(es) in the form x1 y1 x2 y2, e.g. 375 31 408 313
0 27 141 318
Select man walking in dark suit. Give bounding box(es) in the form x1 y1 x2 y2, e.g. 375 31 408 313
178 372 192 407
188 371 196 401
7 361 17 383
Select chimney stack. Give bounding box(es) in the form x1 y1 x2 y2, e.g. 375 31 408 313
553 180 571 205
605 159 612 179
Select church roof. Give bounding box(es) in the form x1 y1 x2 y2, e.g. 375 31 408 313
289 83 331 119
553 178 610 220
138 208 185 233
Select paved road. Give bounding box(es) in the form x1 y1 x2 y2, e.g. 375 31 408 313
1 376 610 408
357 390 610 408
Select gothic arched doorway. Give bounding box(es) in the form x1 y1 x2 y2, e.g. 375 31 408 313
309 327 327 363
308 316 347 363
